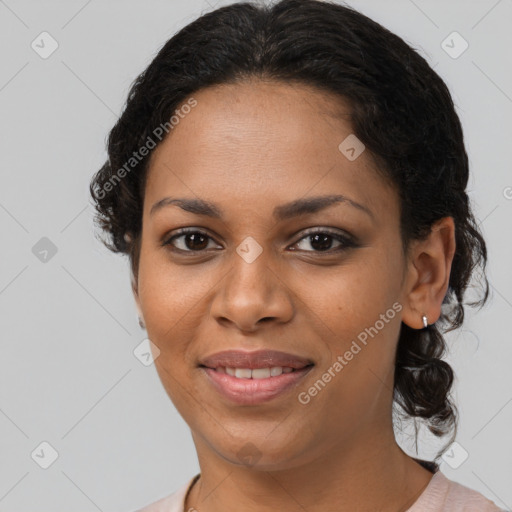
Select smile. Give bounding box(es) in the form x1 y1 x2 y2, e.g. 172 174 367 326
201 364 314 405
214 366 295 378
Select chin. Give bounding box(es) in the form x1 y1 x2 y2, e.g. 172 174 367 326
209 430 314 472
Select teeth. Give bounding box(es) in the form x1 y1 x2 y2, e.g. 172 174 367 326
234 368 252 379
252 368 271 379
271 366 283 377
221 366 296 379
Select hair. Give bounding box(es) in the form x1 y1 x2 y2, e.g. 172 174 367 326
89 0 489 462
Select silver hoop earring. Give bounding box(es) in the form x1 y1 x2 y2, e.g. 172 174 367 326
422 315 428 329
138 315 146 330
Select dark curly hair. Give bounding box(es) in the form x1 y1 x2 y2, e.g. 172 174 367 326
89 0 489 462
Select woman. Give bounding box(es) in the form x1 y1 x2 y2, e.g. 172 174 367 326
89 0 504 510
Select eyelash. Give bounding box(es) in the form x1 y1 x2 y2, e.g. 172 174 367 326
161 227 357 255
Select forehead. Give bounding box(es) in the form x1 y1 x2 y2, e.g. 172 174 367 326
144 80 397 224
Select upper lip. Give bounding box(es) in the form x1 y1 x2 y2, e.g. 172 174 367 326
199 349 314 370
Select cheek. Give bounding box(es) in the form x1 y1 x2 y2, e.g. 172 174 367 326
139 261 207 408
290 249 402 397
138 247 206 330
291 249 401 336
137 253 224 392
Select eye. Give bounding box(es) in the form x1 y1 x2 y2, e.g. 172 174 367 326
162 227 357 255
162 228 221 253
290 228 356 253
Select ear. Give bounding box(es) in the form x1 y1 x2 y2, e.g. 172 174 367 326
131 271 144 323
401 217 456 329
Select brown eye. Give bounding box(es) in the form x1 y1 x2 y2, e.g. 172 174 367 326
162 229 220 253
162 227 357 256
290 229 356 253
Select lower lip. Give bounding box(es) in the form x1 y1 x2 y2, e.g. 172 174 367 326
202 366 313 405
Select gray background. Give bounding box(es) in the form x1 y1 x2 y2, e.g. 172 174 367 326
0 0 511 510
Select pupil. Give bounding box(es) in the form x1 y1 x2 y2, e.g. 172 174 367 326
187 233 208 250
310 233 332 251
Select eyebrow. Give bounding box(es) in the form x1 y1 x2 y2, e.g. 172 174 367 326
149 194 374 221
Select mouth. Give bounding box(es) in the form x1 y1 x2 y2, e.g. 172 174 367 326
199 349 314 370
198 350 314 405
201 365 309 378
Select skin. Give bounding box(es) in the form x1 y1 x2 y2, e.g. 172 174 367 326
132 80 456 512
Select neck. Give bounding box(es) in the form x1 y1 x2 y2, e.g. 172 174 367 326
185 424 434 512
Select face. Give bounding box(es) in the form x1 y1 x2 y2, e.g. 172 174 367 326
134 80 411 470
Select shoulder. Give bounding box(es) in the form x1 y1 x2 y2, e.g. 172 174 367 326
133 474 200 512
407 470 506 512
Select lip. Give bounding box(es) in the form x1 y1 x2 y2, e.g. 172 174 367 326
199 349 313 370
199 349 314 405
202 366 313 405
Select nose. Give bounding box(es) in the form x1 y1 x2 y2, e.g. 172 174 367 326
210 251 295 333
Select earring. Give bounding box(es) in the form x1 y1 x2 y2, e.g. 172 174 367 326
138 315 146 330
422 314 428 329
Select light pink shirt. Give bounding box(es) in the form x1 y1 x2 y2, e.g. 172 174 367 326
136 471 506 512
